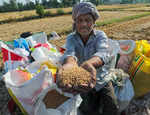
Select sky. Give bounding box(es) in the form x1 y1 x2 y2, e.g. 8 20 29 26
0 0 39 6
0 0 81 6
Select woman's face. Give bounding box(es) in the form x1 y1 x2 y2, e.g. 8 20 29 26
76 14 95 38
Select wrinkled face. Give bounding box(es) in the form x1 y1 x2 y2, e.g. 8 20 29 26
76 14 95 38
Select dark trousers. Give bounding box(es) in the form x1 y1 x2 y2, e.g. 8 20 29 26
79 81 119 115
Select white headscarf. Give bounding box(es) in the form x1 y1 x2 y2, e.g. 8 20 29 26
72 2 100 31
72 2 100 21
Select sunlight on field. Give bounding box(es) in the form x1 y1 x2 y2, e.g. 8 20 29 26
0 10 36 21
98 11 148 22
0 4 148 22
124 6 150 11
0 4 150 42
0 10 147 41
96 3 147 9
0 11 149 40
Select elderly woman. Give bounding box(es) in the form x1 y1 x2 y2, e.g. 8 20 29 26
59 2 119 115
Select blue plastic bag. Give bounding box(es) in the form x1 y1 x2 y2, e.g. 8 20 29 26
14 38 29 51
115 78 134 111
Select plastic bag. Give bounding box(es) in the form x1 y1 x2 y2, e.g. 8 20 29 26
1 43 29 72
34 94 82 115
48 31 60 40
14 38 30 51
104 69 134 111
118 40 135 55
116 40 135 73
115 78 134 112
26 32 47 47
108 39 120 68
14 48 29 57
129 40 150 98
4 70 32 86
26 60 57 82
31 43 62 67
3 67 54 115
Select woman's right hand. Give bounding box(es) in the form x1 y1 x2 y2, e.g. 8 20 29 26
56 57 79 94
56 64 80 95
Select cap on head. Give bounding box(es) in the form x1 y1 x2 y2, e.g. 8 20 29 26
72 2 100 21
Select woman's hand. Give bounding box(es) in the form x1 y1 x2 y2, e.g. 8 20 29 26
81 61 97 89
56 57 79 94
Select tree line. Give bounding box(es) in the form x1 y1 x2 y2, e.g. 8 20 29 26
0 0 81 12
0 0 150 13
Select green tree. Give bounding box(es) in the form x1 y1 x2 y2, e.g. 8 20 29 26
35 0 40 5
60 0 72 7
72 0 81 5
47 0 60 8
42 0 48 8
36 4 45 17
17 2 24 11
2 1 10 12
51 0 60 8
24 1 35 10
88 0 100 6
9 0 17 11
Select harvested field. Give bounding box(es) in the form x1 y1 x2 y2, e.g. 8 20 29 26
0 11 148 41
96 3 148 9
0 8 72 22
0 15 72 41
0 4 148 22
124 6 150 11
0 10 36 22
98 15 150 41
98 11 148 22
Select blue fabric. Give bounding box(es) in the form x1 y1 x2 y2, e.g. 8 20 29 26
14 38 29 51
61 30 113 90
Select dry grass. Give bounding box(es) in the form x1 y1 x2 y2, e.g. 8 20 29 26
0 10 36 22
98 11 147 22
124 6 150 11
0 15 72 41
0 11 147 41
0 4 148 22
97 3 147 9
96 15 150 40
45 7 72 14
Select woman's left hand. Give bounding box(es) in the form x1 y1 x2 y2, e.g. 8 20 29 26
81 61 96 89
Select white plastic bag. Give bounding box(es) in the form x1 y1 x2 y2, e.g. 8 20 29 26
3 67 54 115
48 31 60 40
31 47 49 61
118 40 135 55
108 39 120 68
104 69 134 111
34 94 82 115
31 45 62 67
116 40 136 73
26 32 47 47
14 48 29 57
115 78 134 111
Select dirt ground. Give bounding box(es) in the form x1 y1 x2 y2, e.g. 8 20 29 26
99 15 150 41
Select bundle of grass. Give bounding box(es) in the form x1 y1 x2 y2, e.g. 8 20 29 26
56 66 95 92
